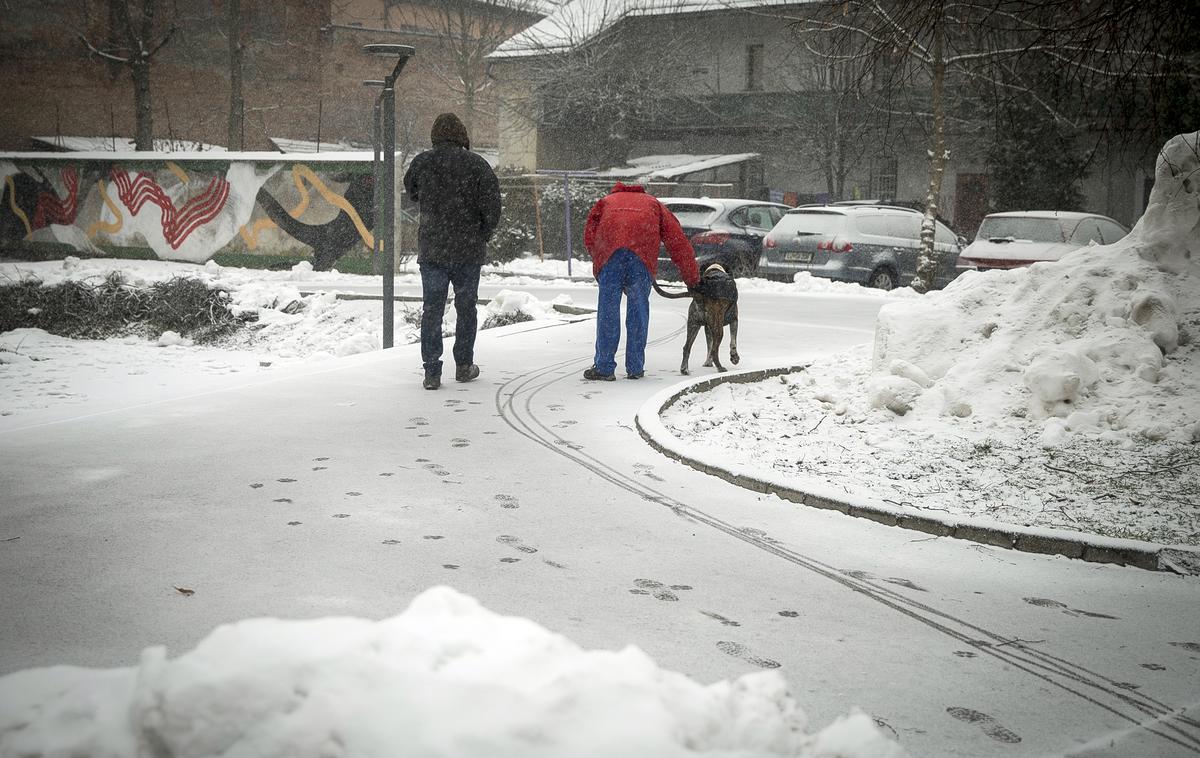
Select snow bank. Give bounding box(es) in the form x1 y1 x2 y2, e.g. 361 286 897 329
0 587 904 758
872 131 1200 446
0 260 571 364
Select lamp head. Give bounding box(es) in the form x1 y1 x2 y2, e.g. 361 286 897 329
362 44 415 60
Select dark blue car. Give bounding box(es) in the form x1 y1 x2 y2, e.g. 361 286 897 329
657 197 790 279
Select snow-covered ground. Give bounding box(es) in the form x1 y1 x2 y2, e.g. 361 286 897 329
3 173 1197 545
0 253 901 429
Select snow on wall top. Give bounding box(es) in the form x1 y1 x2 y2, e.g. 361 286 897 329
31 136 227 153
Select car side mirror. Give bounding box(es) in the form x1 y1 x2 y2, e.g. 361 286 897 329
956 235 968 247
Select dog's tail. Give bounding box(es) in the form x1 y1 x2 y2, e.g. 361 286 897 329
652 280 698 299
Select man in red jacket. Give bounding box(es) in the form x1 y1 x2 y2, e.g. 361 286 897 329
582 182 700 380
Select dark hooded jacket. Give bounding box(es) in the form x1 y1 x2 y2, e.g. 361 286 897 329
403 113 502 266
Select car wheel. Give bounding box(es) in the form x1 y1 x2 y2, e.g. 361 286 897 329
868 267 897 291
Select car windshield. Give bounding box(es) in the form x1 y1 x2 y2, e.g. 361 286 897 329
976 217 1064 243
665 204 718 226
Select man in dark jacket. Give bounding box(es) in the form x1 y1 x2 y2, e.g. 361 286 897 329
403 112 502 390
582 182 699 380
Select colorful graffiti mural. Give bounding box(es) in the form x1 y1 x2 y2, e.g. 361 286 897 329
0 155 379 269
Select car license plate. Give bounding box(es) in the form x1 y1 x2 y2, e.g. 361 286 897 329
783 251 812 262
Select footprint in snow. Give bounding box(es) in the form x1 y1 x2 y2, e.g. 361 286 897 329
716 641 780 669
946 707 1021 744
497 535 538 554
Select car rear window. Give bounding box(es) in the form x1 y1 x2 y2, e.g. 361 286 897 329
976 217 1064 243
664 203 719 226
774 210 848 235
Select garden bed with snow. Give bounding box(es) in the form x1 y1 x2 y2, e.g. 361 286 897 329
661 132 1200 548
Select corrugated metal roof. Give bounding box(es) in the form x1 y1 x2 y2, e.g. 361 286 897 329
489 0 816 59
593 152 760 179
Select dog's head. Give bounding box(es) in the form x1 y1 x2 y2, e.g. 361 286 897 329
702 262 727 278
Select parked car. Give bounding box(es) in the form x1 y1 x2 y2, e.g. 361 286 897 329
956 211 1129 270
758 205 964 290
657 197 791 280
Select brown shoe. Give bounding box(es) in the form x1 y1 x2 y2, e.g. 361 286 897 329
423 373 441 390
455 364 480 382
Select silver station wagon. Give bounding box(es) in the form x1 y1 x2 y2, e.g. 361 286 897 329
758 205 965 290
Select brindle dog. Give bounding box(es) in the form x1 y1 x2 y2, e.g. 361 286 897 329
652 263 740 374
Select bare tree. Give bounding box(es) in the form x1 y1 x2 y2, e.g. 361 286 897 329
226 0 244 151
416 0 543 138
798 0 1200 292
496 0 701 168
788 29 883 200
80 0 176 150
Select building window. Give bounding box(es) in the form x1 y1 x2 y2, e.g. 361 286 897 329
870 156 897 201
746 44 763 91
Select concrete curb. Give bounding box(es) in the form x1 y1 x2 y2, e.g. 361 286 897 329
635 365 1200 575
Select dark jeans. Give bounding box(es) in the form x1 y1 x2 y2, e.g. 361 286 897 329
419 261 481 376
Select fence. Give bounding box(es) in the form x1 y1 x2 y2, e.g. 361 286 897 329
491 174 736 265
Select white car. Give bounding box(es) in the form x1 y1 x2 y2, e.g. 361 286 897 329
957 211 1129 271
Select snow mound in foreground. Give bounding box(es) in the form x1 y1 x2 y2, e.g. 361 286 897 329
0 587 905 758
873 131 1200 446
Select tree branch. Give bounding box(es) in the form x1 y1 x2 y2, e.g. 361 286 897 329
79 34 130 64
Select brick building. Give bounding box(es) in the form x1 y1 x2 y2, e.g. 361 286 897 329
0 0 544 153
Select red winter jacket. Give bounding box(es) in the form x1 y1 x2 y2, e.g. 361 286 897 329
583 183 699 287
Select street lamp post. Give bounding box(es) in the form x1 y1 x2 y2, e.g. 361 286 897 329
363 44 414 350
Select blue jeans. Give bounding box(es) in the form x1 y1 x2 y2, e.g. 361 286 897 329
419 261 481 376
593 248 651 376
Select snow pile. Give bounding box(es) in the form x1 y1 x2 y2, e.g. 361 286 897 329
154 330 193 347
486 288 559 320
0 587 903 758
872 132 1200 447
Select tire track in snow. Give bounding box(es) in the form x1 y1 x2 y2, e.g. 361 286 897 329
493 324 1200 754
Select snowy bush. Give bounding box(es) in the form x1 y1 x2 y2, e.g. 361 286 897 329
0 273 251 344
492 174 609 263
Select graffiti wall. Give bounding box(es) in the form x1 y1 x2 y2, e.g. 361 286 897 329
0 154 382 269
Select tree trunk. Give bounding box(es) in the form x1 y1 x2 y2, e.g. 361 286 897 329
131 56 154 150
823 108 838 198
913 16 947 294
227 0 244 150
464 87 475 140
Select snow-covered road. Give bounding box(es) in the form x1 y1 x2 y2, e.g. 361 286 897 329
2 287 1198 757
